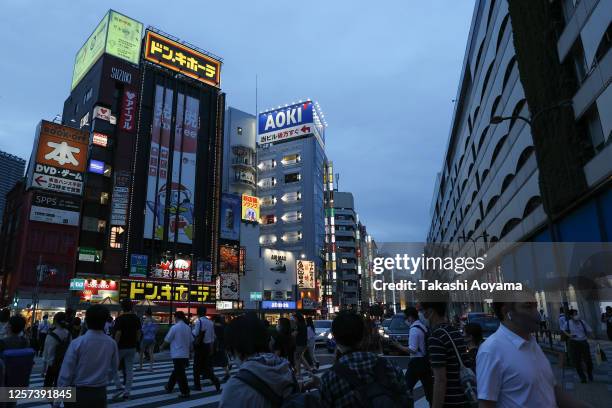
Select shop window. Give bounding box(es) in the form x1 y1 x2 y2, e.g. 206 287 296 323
261 214 276 225
282 154 301 165
83 88 93 104
100 192 109 205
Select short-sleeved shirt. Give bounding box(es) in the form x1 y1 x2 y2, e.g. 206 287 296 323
428 323 471 407
142 319 158 342
192 316 215 345
408 320 428 357
477 324 556 407
114 313 141 349
165 321 192 359
565 318 591 341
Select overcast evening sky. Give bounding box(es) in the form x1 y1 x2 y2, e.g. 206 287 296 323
0 0 474 242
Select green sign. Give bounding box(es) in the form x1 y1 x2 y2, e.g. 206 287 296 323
71 10 143 90
250 291 263 301
78 247 101 263
69 279 86 291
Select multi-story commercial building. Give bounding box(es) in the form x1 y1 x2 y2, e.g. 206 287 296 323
0 151 26 228
332 192 359 309
427 0 611 333
257 101 327 302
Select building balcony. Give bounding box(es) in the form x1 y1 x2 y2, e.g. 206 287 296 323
231 158 257 172
233 174 256 187
232 144 255 155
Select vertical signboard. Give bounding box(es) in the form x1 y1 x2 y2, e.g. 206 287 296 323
218 273 240 300
261 249 296 300
241 194 260 223
110 171 130 226
28 121 88 196
119 88 138 133
130 254 148 277
220 193 240 240
296 260 315 289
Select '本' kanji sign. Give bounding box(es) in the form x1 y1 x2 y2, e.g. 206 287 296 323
144 31 221 88
29 121 88 196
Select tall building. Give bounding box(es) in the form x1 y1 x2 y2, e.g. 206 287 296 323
427 0 611 333
332 192 359 309
257 100 327 302
0 151 26 227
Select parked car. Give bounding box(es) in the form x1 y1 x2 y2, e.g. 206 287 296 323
381 315 410 355
378 318 391 335
313 320 333 347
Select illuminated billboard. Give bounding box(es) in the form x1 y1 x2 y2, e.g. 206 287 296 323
120 279 215 304
258 101 326 145
144 31 221 88
28 120 89 196
241 194 260 223
71 10 143 90
296 260 315 289
220 193 240 240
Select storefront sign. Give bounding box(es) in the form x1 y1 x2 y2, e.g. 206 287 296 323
250 291 263 301
216 300 240 310
219 245 239 274
29 191 81 226
241 194 260 223
261 300 296 310
119 88 138 132
79 279 119 303
218 273 239 300
69 278 85 291
92 132 109 147
296 260 315 289
110 171 130 226
120 279 215 304
78 247 101 263
130 254 148 277
151 258 192 280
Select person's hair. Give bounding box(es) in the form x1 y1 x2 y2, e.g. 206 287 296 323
464 323 483 343
0 308 10 323
43 314 49 319
277 317 292 336
420 301 447 317
120 298 133 312
8 315 26 334
294 312 305 324
145 308 152 316
306 317 315 330
607 306 612 311
492 302 506 320
559 307 565 314
225 312 270 358
197 306 207 317
404 307 419 321
85 305 109 330
569 309 578 316
53 312 68 328
332 311 365 348
174 311 186 321
262 319 270 328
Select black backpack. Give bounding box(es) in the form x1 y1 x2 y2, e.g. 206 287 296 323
48 330 70 372
234 368 320 408
333 358 413 408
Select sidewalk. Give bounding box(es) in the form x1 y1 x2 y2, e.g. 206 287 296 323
540 338 612 407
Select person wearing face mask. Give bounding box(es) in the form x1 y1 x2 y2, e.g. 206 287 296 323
392 306 433 404
220 313 297 408
477 298 590 407
562 309 594 384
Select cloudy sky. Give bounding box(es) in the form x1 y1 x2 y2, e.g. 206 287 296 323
0 0 474 242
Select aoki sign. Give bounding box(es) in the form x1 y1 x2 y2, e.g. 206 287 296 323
258 101 315 144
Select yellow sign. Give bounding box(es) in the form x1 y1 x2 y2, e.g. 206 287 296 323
120 279 216 304
241 194 260 223
144 31 221 88
106 11 144 65
71 10 143 90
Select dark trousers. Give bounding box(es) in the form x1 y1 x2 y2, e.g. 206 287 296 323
405 357 433 404
569 339 593 381
38 333 47 356
43 366 59 387
193 343 220 389
167 358 190 395
66 386 107 408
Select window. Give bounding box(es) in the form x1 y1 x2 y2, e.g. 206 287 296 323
258 159 276 171
523 196 542 218
281 191 301 203
496 14 509 52
474 41 485 74
281 154 301 165
500 218 521 238
237 127 243 135
509 100 526 130
97 220 107 233
258 177 276 188
481 169 489 183
83 88 93 104
490 95 502 120
581 105 606 152
501 173 515 193
82 217 99 232
261 214 276 225
481 62 495 100
74 103 79 115
100 192 109 205
478 126 489 151
284 172 300 184
260 195 276 207
593 23 612 67
486 195 499 214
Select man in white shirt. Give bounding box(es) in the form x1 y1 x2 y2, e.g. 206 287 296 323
562 309 593 383
558 307 567 332
38 314 50 356
477 300 589 408
162 311 192 398
392 307 432 403
192 306 220 392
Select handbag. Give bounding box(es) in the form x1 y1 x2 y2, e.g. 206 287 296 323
440 328 478 407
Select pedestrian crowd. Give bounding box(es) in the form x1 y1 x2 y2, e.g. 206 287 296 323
0 294 607 407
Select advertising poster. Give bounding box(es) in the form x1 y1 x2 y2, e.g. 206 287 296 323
219 245 239 274
261 249 296 300
296 260 315 289
220 193 241 241
29 191 81 226
151 258 191 280
120 279 215 304
105 11 143 65
72 13 109 89
197 261 213 283
130 254 148 277
144 85 171 240
119 88 138 133
219 273 239 300
258 101 315 144
241 194 260 222
110 171 130 226
79 279 119 303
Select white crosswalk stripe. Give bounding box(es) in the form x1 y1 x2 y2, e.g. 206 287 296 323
19 359 427 407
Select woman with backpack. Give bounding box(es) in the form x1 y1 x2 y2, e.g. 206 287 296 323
42 312 71 387
139 308 158 372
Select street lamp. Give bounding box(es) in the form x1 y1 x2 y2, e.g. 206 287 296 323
490 100 572 128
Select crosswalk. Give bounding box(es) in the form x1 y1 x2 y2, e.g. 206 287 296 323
19 359 427 407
